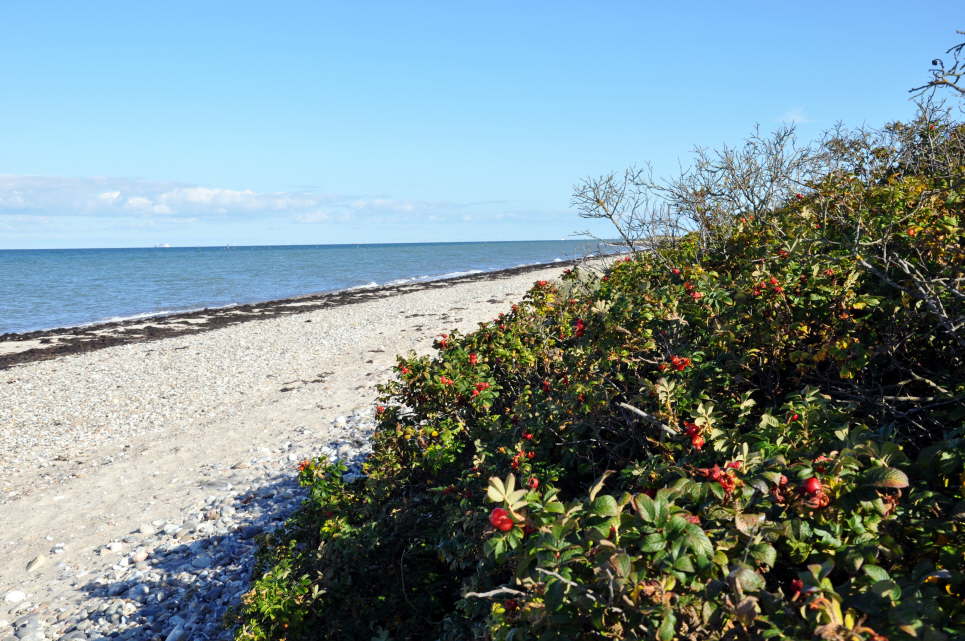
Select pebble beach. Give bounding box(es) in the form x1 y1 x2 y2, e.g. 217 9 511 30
0 260 597 641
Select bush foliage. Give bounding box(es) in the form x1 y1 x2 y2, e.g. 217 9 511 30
235 112 964 640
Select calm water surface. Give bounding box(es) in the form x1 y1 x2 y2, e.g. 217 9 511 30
0 240 614 334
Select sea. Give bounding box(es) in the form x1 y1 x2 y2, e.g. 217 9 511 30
0 240 616 335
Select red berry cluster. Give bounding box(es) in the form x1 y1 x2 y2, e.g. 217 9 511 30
697 463 740 494
510 449 536 470
573 318 586 337
751 276 784 296
683 281 704 301
471 382 490 398
683 421 705 449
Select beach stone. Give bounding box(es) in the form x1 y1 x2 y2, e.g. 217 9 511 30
163 625 185 641
25 556 45 572
130 549 148 563
190 555 212 570
3 591 25 604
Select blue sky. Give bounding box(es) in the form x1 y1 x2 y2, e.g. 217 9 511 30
0 1 960 249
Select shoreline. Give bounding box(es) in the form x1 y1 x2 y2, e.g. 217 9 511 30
0 256 603 369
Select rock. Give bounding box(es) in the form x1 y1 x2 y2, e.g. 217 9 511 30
163 625 185 641
230 461 249 469
24 555 45 572
107 541 124 553
3 591 25 604
203 509 220 521
130 549 148 563
190 555 212 569
12 614 41 630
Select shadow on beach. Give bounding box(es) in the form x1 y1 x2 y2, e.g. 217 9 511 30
72 474 305 641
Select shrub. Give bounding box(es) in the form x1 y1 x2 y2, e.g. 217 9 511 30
234 113 963 640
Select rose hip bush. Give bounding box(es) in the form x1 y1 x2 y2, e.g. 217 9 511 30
235 117 963 640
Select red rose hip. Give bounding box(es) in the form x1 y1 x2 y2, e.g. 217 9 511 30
489 508 514 532
803 477 822 495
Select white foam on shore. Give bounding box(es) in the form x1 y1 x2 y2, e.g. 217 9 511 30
385 269 484 286
344 281 380 291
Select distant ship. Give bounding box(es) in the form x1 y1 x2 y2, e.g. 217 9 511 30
155 243 172 248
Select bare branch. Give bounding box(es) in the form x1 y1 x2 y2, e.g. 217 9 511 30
617 402 678 438
464 586 526 599
910 31 965 98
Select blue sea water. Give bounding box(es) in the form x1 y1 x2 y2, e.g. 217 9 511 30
0 240 615 335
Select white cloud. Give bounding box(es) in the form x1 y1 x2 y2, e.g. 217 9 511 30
349 198 417 212
779 107 812 124
124 196 154 210
0 174 501 228
0 175 336 219
294 211 331 223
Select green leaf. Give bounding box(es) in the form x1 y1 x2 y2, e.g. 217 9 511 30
684 525 714 560
609 551 632 577
870 580 901 601
636 494 659 523
641 533 666 553
862 565 890 582
862 466 910 489
759 413 780 428
731 566 765 593
657 609 676 641
666 514 689 537
591 494 620 518
749 543 777 567
673 554 695 573
760 471 784 485
543 500 565 514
